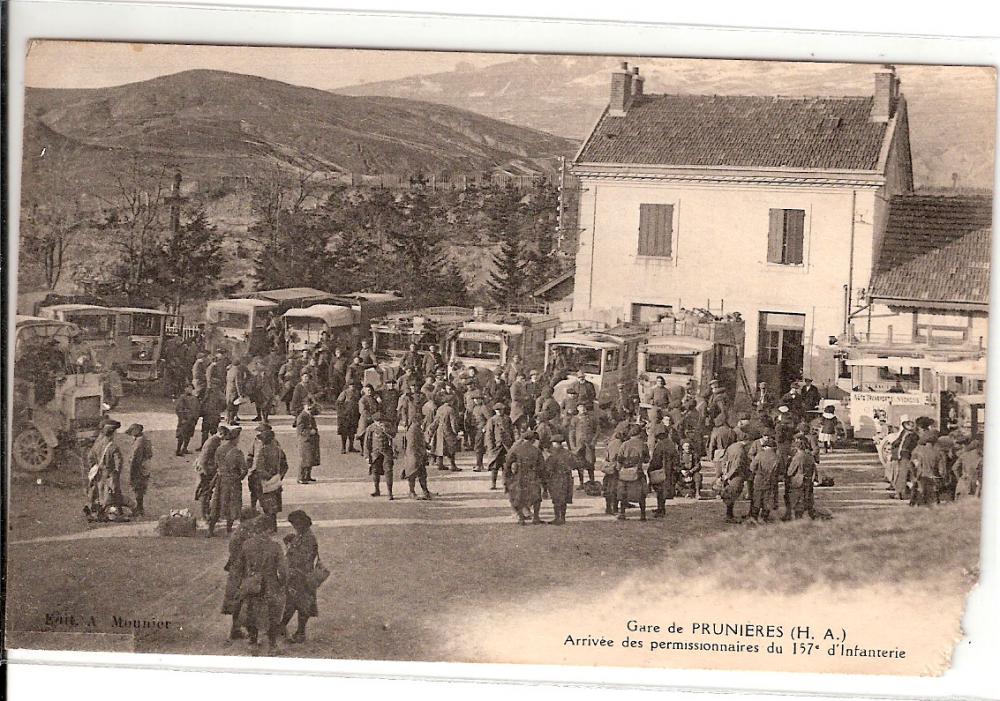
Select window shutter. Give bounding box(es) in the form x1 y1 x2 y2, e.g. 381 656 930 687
638 204 673 257
656 204 673 257
785 209 805 264
638 204 649 255
767 209 784 263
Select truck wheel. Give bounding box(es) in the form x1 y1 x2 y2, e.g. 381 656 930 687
13 427 55 472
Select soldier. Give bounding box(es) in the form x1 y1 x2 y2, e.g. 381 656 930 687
429 395 461 472
295 400 320 484
648 427 679 518
364 413 397 499
911 429 946 507
356 339 377 369
786 436 818 519
400 417 432 500
125 423 153 517
503 430 545 525
191 349 208 398
484 402 515 491
290 370 314 419
469 394 493 471
543 434 576 525
748 434 781 523
568 402 599 486
574 369 597 408
251 427 289 533
225 357 248 424
614 425 650 522
174 384 200 455
719 431 753 524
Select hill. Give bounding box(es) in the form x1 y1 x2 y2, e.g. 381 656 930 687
339 54 997 190
21 69 578 202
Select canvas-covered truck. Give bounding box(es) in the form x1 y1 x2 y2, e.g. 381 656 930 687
545 324 646 408
371 306 475 371
205 298 279 358
284 304 356 354
638 312 747 407
284 291 408 355
448 310 561 377
12 316 106 473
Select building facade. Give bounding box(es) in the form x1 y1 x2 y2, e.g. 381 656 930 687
571 62 914 393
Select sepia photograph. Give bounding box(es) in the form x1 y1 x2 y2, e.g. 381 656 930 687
5 38 996 677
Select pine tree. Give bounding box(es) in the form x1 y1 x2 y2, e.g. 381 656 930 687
488 227 527 308
155 207 229 313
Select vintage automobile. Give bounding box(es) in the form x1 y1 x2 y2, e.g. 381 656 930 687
449 310 561 377
371 306 475 370
205 298 279 358
284 304 357 354
545 324 646 407
116 307 171 381
12 316 106 473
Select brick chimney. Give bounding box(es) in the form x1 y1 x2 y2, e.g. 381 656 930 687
631 65 644 98
871 64 899 123
609 61 633 116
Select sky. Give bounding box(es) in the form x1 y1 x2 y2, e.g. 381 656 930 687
24 41 515 90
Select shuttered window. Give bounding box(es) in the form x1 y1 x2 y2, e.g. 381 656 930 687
638 203 673 257
766 208 805 265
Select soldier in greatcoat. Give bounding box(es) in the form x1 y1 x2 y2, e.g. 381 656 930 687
85 418 125 522
335 383 360 453
429 399 461 471
209 427 248 536
295 401 320 484
503 431 545 525
748 434 781 523
719 431 753 523
543 434 576 525
233 517 288 656
224 356 246 425
484 402 515 491
400 418 432 499
174 384 201 455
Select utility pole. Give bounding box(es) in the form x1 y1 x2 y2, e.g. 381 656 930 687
163 170 188 315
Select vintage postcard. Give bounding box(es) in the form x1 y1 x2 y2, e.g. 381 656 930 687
5 39 995 678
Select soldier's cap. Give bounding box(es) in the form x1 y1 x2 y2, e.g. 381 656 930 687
576 370 587 377
523 430 539 441
803 377 813 383
822 405 836 416
257 429 275 441
915 416 936 429
709 378 720 385
101 418 122 430
255 422 273 432
124 423 144 436
493 402 506 410
288 509 312 529
226 426 243 439
899 414 914 426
